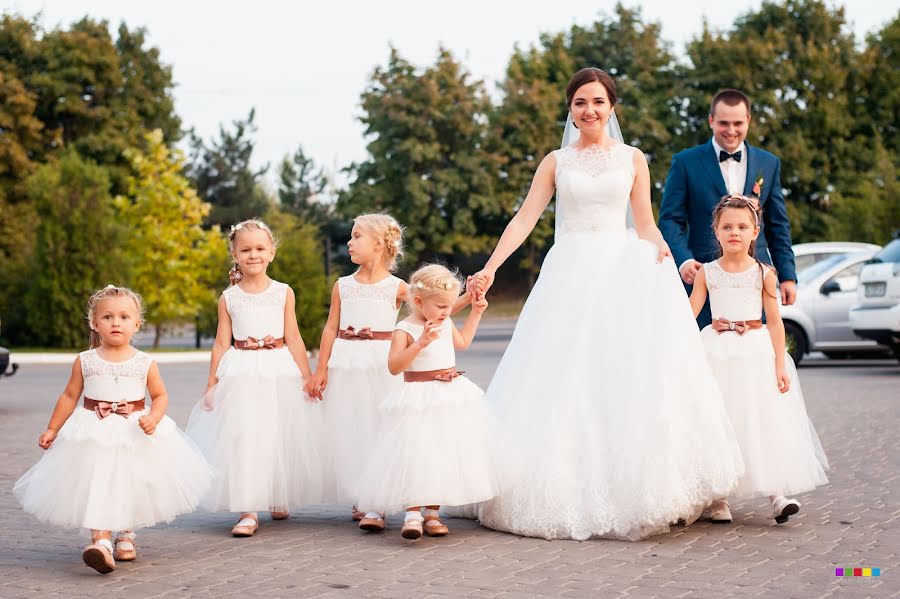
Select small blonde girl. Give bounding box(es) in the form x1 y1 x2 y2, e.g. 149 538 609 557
187 219 324 537
355 264 501 540
14 285 211 574
690 195 828 525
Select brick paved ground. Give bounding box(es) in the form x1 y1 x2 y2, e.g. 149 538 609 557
0 319 896 598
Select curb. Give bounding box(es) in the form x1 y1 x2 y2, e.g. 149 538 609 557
13 352 213 365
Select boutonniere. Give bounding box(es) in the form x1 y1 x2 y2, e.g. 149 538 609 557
752 172 764 198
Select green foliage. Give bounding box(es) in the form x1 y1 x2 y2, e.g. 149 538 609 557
22 150 122 348
338 47 502 265
186 109 271 229
114 130 227 347
266 209 332 347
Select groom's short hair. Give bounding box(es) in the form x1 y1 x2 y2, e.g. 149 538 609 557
710 89 751 116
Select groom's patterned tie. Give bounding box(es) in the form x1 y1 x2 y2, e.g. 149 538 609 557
719 150 742 162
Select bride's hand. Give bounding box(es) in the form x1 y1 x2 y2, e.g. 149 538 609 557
655 241 672 264
471 268 496 297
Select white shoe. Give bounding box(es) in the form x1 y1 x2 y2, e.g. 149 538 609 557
702 499 732 524
771 497 800 523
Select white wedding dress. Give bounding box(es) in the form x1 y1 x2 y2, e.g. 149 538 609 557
476 143 745 541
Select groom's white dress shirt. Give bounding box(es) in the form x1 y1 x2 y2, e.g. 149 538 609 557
711 138 747 196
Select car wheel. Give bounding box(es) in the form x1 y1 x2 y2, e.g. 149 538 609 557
893 344 900 364
783 322 807 365
822 351 852 360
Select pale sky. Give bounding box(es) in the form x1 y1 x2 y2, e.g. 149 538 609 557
4 1 896 189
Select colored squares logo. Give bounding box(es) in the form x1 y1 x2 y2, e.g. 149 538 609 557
835 568 880 577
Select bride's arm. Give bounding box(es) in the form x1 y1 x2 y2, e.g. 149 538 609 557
474 153 557 293
629 149 672 263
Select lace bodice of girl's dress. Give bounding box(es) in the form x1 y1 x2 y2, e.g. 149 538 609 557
80 349 152 402
395 319 455 371
705 260 768 322
338 274 403 331
222 280 288 340
554 143 636 237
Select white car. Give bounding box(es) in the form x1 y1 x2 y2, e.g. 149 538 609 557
780 249 884 364
792 241 882 273
850 238 900 362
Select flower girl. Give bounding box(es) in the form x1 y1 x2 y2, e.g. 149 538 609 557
187 219 324 536
355 264 501 539
690 195 829 524
14 285 211 573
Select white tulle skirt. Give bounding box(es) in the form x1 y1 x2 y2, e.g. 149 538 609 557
477 229 745 541
186 347 325 512
700 326 829 499
355 376 503 514
319 339 403 503
13 407 211 532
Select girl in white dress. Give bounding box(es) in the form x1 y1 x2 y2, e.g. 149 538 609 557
13 285 211 574
187 219 323 537
355 265 500 540
306 214 405 519
690 195 829 524
470 68 744 541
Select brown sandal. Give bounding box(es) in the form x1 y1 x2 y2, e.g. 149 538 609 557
351 507 366 522
231 512 260 537
113 537 137 561
423 515 449 537
400 519 423 540
82 543 116 574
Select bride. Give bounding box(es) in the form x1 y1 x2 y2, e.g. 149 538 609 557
471 68 744 541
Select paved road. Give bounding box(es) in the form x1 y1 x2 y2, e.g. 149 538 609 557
0 319 896 598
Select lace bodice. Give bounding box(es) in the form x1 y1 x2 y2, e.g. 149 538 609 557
338 274 403 332
396 319 456 371
80 349 152 402
554 144 636 236
705 260 768 321
222 280 288 341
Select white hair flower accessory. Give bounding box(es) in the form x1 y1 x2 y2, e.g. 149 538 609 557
230 223 244 233
416 281 425 289
105 284 116 289
393 239 402 248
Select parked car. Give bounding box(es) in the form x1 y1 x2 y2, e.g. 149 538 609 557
850 238 900 362
780 249 887 364
0 316 18 378
792 241 882 273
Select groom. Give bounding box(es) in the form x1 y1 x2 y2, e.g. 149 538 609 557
659 89 797 328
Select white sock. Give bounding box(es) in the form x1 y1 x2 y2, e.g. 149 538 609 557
95 538 113 554
237 512 258 527
423 509 440 519
116 531 136 549
404 511 423 523
364 512 382 520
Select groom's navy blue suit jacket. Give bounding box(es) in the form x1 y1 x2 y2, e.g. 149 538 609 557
659 140 796 326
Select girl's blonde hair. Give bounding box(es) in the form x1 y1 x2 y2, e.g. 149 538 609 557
353 213 404 271
227 218 277 285
86 285 144 349
408 264 463 305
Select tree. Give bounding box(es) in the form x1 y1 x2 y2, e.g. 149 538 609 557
338 47 502 265
186 109 270 229
114 130 227 347
679 0 863 241
266 208 332 347
278 145 350 277
22 150 123 348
